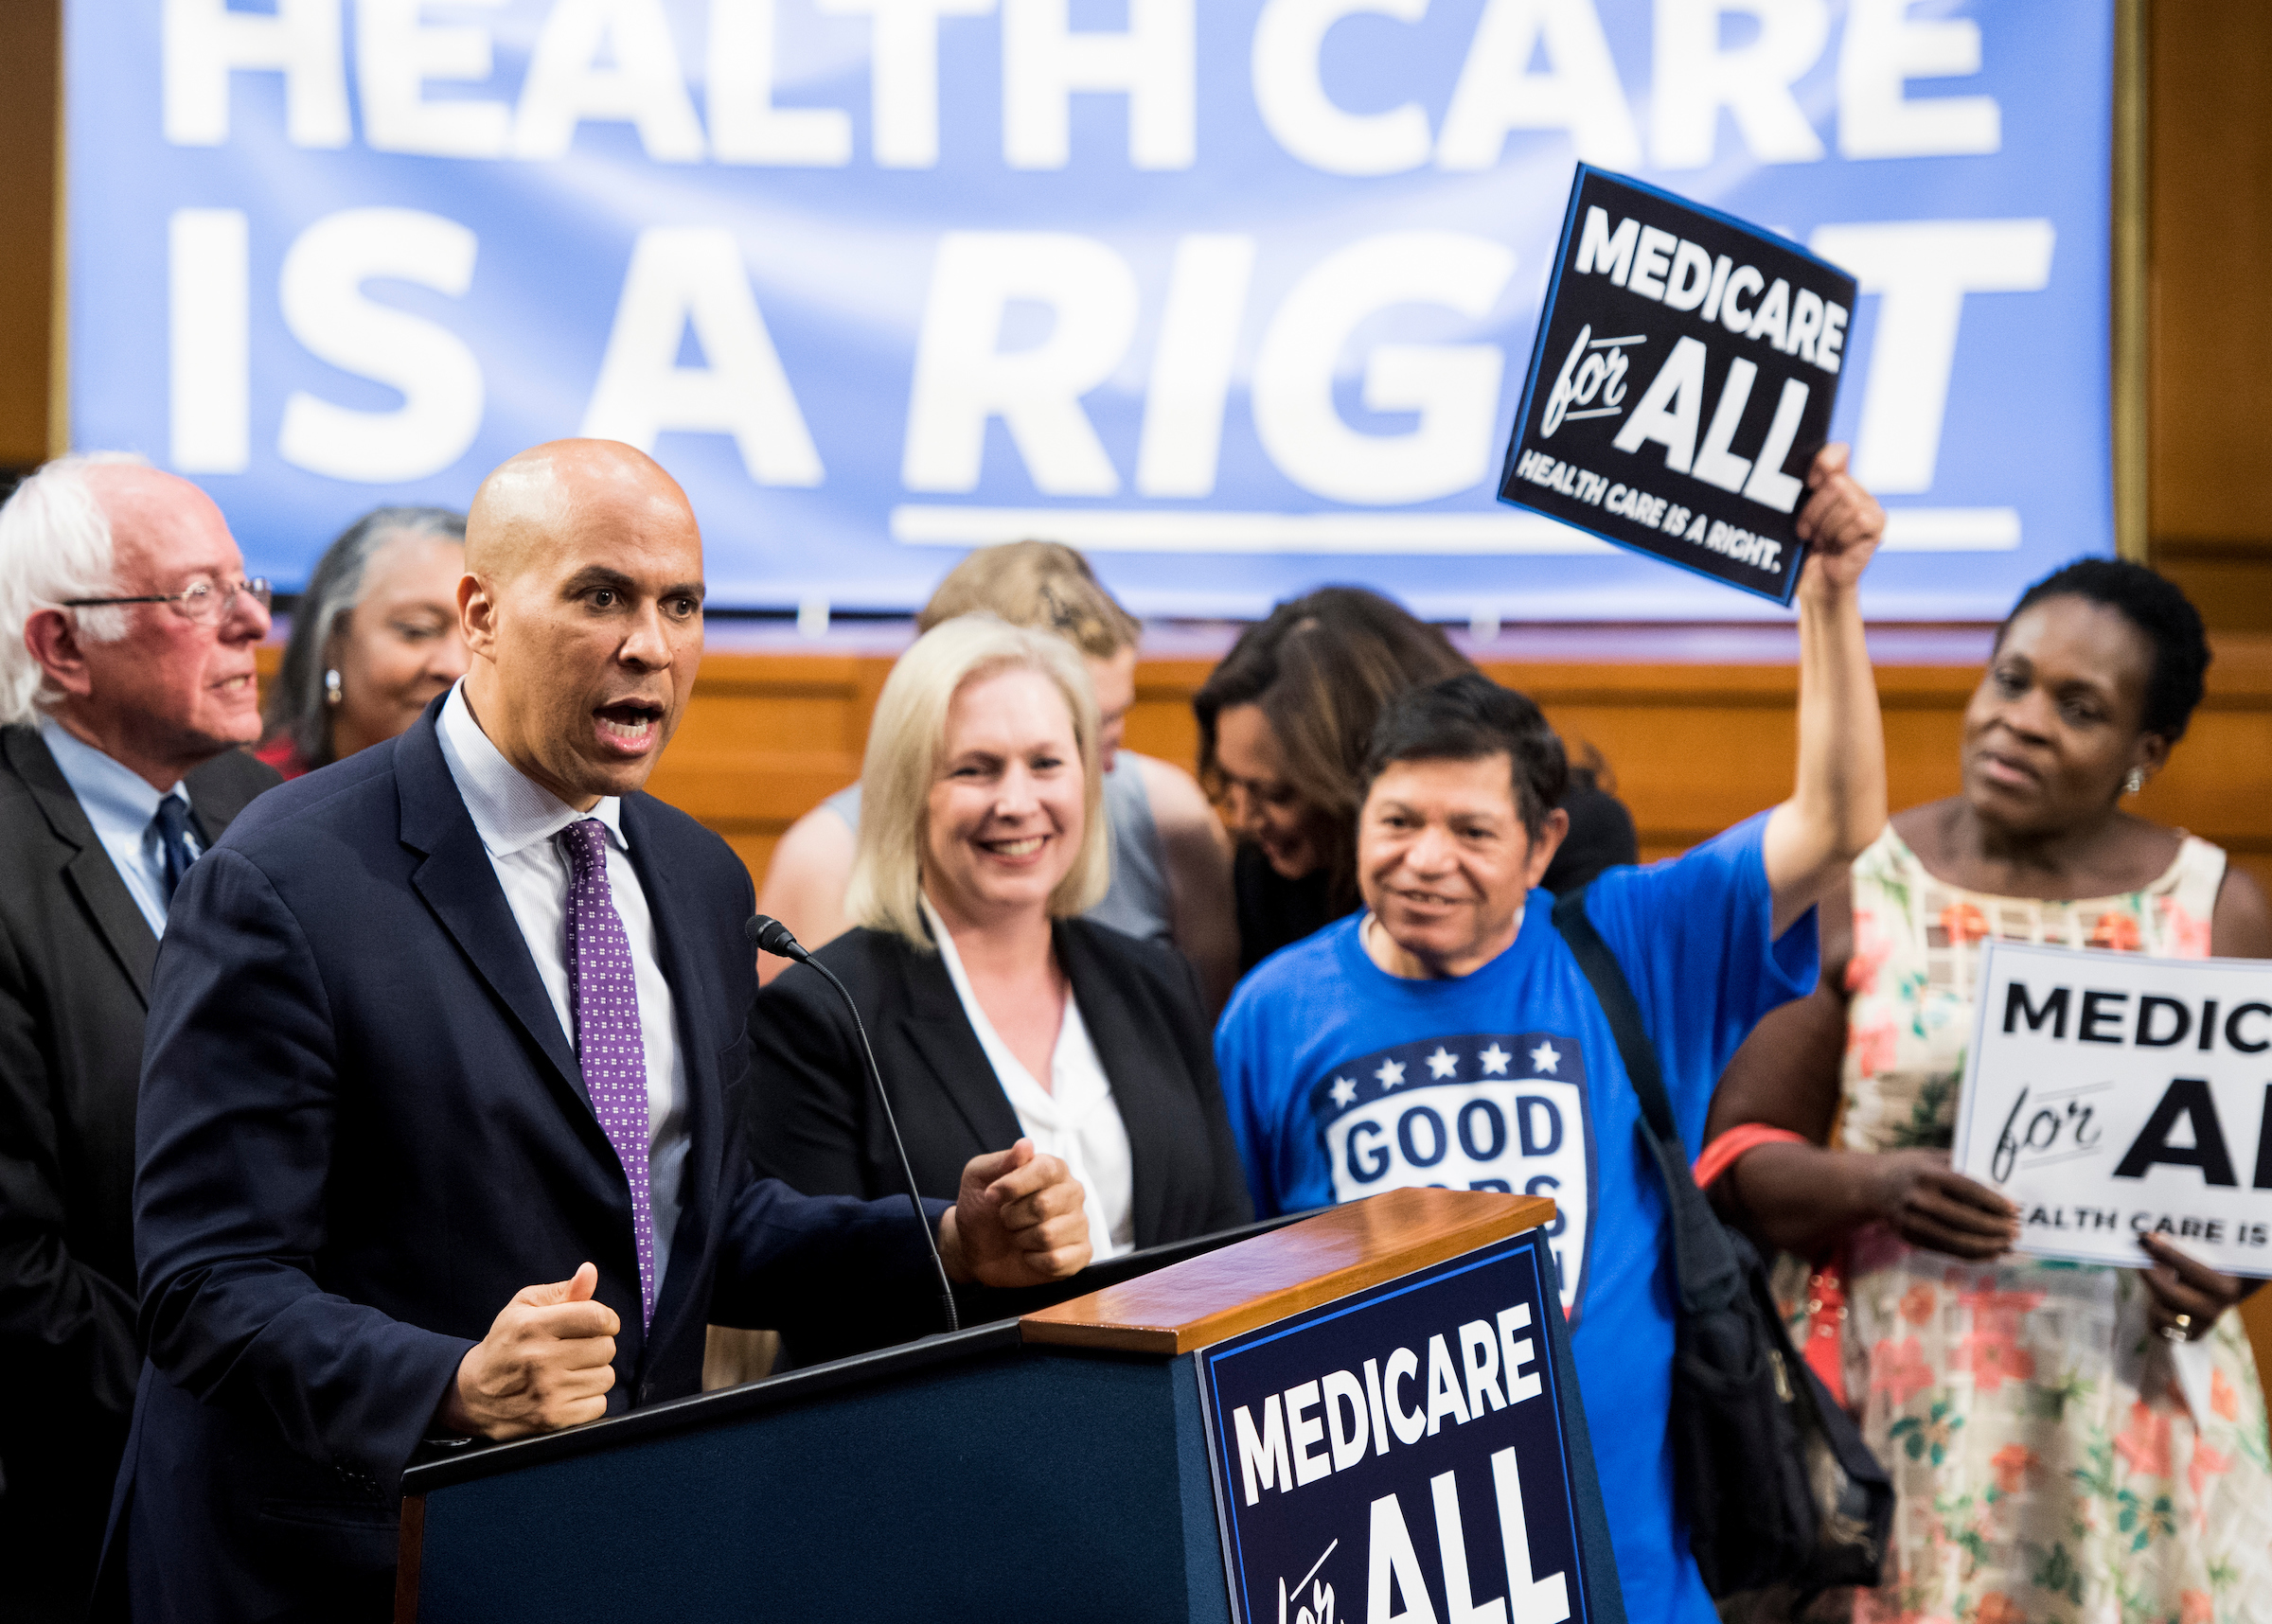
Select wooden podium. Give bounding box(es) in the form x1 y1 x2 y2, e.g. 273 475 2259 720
397 1189 1624 1624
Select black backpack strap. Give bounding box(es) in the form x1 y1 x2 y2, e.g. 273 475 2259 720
1551 888 1680 1144
1552 888 1744 1315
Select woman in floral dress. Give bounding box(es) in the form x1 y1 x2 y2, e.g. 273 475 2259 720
1707 558 2272 1624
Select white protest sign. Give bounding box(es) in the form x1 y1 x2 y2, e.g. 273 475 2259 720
1952 941 2272 1277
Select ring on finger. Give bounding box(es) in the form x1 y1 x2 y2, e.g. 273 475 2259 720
2160 1311 2194 1344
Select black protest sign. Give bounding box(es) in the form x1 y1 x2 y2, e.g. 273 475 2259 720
1197 1230 1620 1624
1500 166 1857 607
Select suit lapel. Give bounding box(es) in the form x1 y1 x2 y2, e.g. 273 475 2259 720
1058 924 1171 1249
393 713 587 1106
621 794 722 1342
182 750 274 844
896 941 1025 1153
3 726 158 1003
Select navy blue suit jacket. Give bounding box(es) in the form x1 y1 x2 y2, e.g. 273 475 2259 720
109 705 943 1622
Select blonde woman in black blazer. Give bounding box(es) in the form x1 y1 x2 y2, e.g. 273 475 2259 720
746 617 1251 1344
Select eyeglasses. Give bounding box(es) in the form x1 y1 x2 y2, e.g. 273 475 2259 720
62 576 273 625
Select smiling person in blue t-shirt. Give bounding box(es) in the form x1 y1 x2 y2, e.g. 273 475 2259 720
1214 445 1888 1624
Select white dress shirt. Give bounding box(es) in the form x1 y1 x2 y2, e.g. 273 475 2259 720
922 895 1135 1261
39 715 198 937
436 682 689 1292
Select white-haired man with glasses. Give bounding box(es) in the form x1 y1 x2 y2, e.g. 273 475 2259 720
0 453 277 1619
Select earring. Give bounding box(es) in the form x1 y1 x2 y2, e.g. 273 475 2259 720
325 668 344 708
2124 767 2145 795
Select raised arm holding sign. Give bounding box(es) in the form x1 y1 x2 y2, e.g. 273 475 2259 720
1764 444 1888 936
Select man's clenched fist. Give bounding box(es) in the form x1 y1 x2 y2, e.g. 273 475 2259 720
436 1261 619 1439
938 1139 1092 1287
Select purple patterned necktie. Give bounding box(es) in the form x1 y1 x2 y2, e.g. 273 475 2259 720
559 818 655 1329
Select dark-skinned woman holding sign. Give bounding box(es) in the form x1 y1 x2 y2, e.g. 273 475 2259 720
1705 559 2272 1624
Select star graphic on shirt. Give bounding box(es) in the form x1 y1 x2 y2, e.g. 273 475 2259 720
1376 1059 1407 1088
1426 1047 1460 1079
1479 1043 1512 1075
1530 1041 1561 1074
1330 1076 1358 1108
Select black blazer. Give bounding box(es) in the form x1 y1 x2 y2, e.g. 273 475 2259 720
0 725 275 1598
748 918 1252 1280
110 703 944 1622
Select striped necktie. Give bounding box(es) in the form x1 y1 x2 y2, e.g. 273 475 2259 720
151 793 199 908
558 818 656 1329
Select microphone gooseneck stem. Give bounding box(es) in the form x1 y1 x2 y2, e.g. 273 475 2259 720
803 956 961 1335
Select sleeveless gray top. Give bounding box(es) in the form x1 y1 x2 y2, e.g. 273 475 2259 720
825 751 1172 942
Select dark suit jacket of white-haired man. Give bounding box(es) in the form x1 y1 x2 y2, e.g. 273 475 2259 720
0 454 276 1621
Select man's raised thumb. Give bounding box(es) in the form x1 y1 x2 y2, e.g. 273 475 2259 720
522 1262 600 1307
977 1138 1037 1181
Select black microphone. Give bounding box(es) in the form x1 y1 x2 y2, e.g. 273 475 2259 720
748 914 808 963
746 914 959 1334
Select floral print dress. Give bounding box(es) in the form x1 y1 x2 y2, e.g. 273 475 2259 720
1826 825 2272 1624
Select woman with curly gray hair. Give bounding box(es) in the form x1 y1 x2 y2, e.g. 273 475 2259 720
256 505 467 778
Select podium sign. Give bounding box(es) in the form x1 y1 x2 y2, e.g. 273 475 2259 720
1500 166 1857 606
1198 1230 1593 1624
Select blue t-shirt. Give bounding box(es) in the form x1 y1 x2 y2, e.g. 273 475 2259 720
1213 813 1816 1624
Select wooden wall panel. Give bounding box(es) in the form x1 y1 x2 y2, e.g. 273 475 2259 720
1124 661 1214 769
630 635 2272 903
635 652 889 889
252 637 2272 898
2149 1 2272 625
0 0 58 468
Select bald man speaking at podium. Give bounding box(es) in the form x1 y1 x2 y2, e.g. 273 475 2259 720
107 442 1092 1621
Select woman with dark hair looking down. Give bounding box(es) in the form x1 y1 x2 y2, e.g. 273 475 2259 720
1704 558 2272 1624
1194 586 1637 977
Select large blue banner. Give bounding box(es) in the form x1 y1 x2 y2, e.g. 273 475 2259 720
68 1 2110 620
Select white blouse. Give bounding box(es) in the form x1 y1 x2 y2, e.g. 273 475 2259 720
922 896 1136 1261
